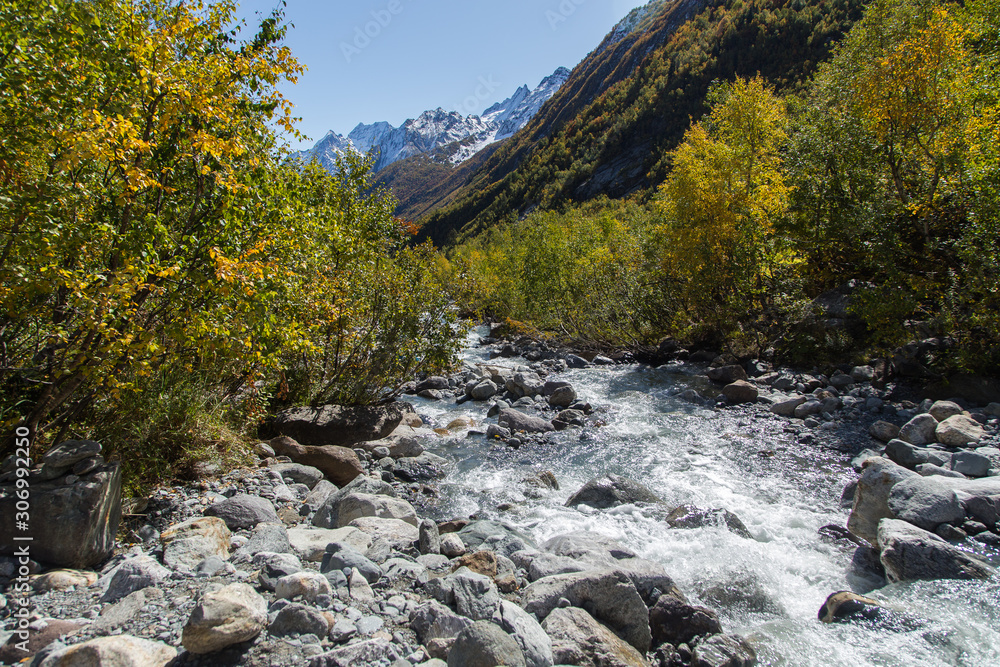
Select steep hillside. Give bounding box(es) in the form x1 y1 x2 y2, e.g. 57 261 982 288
419 0 866 246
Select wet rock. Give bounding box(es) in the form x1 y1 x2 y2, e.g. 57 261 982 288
936 415 986 447
548 386 578 408
336 492 418 527
818 591 922 631
722 381 758 405
471 379 500 401
447 620 526 667
270 402 408 447
665 505 752 539
458 520 536 559
649 594 723 647
100 555 171 603
34 636 176 667
204 494 279 530
696 575 785 617
566 354 589 368
269 436 364 487
160 516 231 572
493 600 554 667
847 457 918 545
877 519 995 582
418 376 450 392
275 571 333 602
498 409 555 434
393 452 450 482
542 607 649 667
522 568 651 653
182 583 267 654
690 634 757 667
898 414 939 446
870 421 900 442
886 476 965 531
566 474 662 509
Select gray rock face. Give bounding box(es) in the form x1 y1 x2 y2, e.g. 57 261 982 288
100 555 171 603
690 634 757 667
409 599 474 643
848 458 918 545
498 409 554 434
35 635 177 667
965 495 999 527
182 583 267 654
542 607 650 667
548 386 578 408
649 594 723 647
886 477 965 531
769 396 805 417
271 402 408 446
43 440 102 470
707 365 748 385
936 415 986 447
951 451 991 478
470 380 499 401
204 494 278 530
877 519 995 582
420 519 442 555
522 568 651 653
898 414 939 446
0 462 122 568
269 602 330 637
449 567 501 621
493 600 554 667
310 638 405 667
447 621 527 667
565 474 661 509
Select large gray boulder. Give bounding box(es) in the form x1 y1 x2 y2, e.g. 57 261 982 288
270 402 409 446
936 415 986 447
0 461 122 568
336 492 418 528
203 494 278 530
928 401 963 422
522 569 651 653
493 600 554 667
409 599 474 644
447 621 526 667
498 409 554 434
449 567 501 621
898 414 939 446
160 517 231 572
885 440 950 470
100 555 171 604
312 475 396 529
649 594 723 648
181 583 267 654
886 477 965 531
877 519 995 582
542 607 650 667
458 521 537 559
393 452 450 482
34 635 176 667
565 474 662 509
847 458 918 545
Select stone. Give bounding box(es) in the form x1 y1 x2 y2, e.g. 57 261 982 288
348 567 375 601
936 415 986 447
393 452 450 482
43 440 102 470
420 519 442 555
287 526 371 562
269 436 364 486
441 533 466 558
31 569 98 593
870 421 900 442
851 366 876 383
252 552 303 591
886 476 965 531
690 634 757 667
522 569 651 653
447 621 527 667
311 475 396 528
885 439 950 470
566 354 589 368
929 401 963 422
722 381 758 404
649 594 723 648
847 457 918 545
0 462 121 568
270 462 325 488
566 474 661 509
877 519 994 582
794 400 823 419
985 403 1000 418
270 402 408 446
321 543 382 584
915 463 966 479
769 396 806 417
100 555 170 603
160 516 231 571
270 603 331 638
542 607 649 667
275 571 333 602
0 620 82 664
35 636 176 667
458 520 536 559
498 409 554 434
181 583 267 654
471 380 500 401
665 506 752 539
450 567 501 621
548 386 578 408
336 492 418 527
965 495 1000 527
493 600 554 667
951 451 991 478
707 366 748 385
204 494 279 530
310 638 405 666
233 522 290 561
303 479 338 512
410 600 474 643
898 414 939 446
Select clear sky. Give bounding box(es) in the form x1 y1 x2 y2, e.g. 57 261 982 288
233 0 642 150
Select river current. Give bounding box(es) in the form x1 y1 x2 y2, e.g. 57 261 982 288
407 328 1000 667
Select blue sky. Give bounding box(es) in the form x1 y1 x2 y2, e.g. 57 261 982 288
233 0 641 150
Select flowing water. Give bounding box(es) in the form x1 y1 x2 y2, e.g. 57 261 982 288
409 328 1000 667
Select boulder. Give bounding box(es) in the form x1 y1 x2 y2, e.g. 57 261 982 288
42 440 103 470
420 519 442 555
898 414 939 446
649 594 723 647
548 386 578 408
100 555 170 603
950 451 991 478
707 366 748 385
665 505 752 539
565 474 661 509
0 462 121 568
965 495 1000 527
270 402 408 446
447 621 526 667
181 583 267 654
722 381 758 405
928 401 963 422
312 475 396 529
877 519 994 582
458 520 537 559
160 516 230 572
269 436 364 487
498 409 554 434
269 602 330 638
522 569 651 653
847 457 918 545
493 600 554 667
336 492 418 528
348 516 419 549
0 619 82 664
936 415 986 447
769 396 806 417
886 477 965 531
287 526 371 562
35 636 176 667
885 440 950 470
449 567 501 621
269 462 325 489
232 522 290 561
417 376 450 392
321 542 382 584
793 400 823 419
252 552 302 591
310 638 406 667
393 452 450 482
31 570 98 593
542 607 650 667
690 634 757 667
274 571 333 602
818 591 923 631
471 380 500 401
203 494 278 530
410 599 475 644
869 421 900 443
